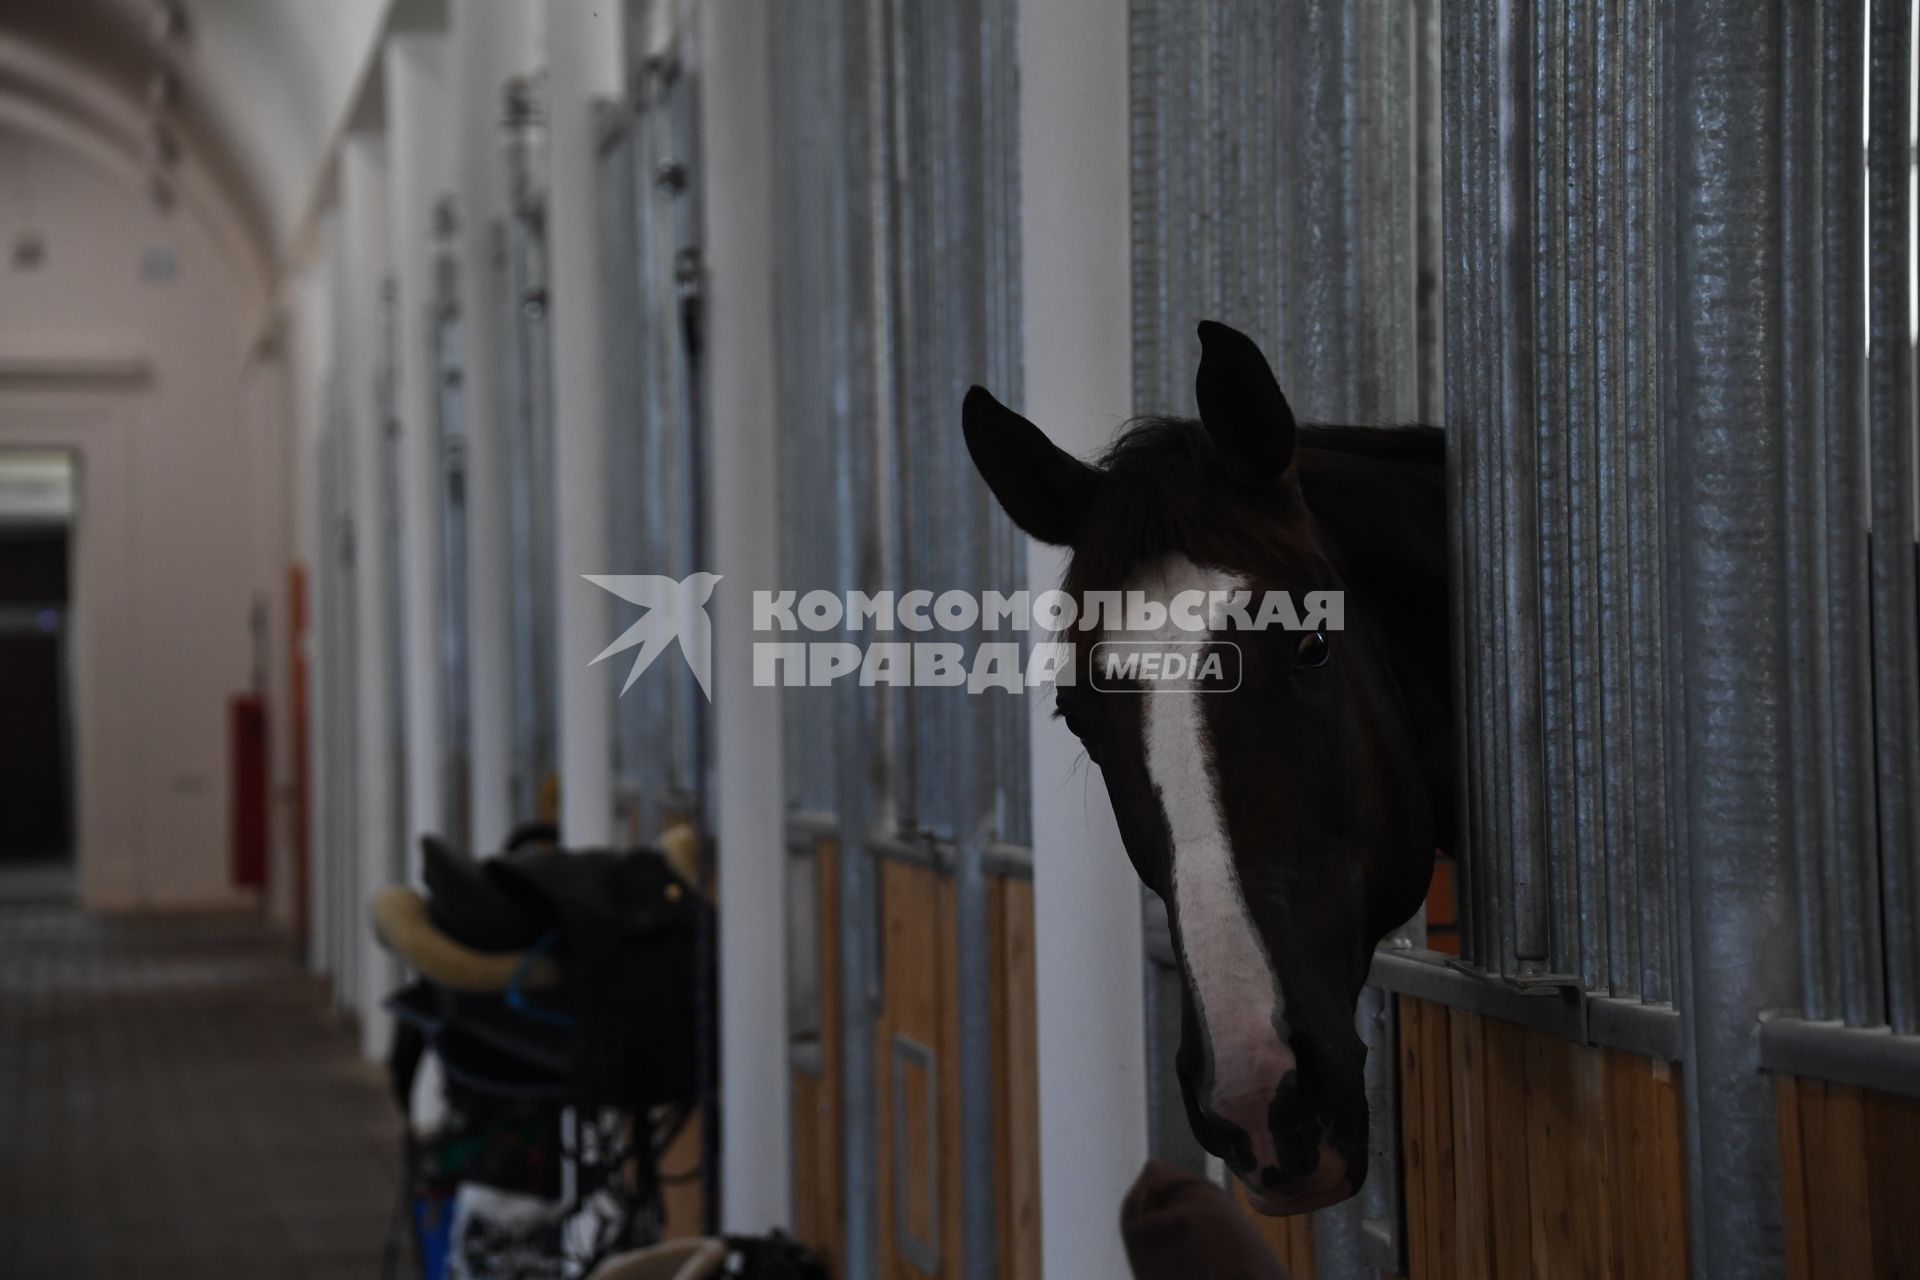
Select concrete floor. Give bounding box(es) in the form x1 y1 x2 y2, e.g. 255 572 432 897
0 905 403 1278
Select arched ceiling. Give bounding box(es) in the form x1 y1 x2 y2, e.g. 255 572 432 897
0 0 406 279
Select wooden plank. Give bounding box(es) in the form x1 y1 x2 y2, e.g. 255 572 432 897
989 879 1013 1279
1565 1043 1615 1280
874 858 947 1277
1801 1080 1875 1280
1480 1017 1533 1280
873 861 897 1276
1603 1052 1649 1280
1448 1006 1493 1280
1523 1029 1581 1278
1864 1087 1920 1279
1289 1208 1318 1280
1774 1075 1811 1280
1231 1179 1315 1278
811 837 845 1271
1399 997 1431 1280
1420 999 1457 1280
997 877 1043 1280
1647 1058 1688 1280
937 874 964 1278
792 1070 821 1248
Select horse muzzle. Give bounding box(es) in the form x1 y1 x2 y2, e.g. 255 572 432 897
1242 1140 1364 1216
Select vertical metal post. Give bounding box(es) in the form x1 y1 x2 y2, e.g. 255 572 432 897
1817 0 1882 1031
1867 0 1920 1036
1669 1 1802 1274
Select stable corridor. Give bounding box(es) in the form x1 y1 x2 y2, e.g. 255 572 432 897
0 907 400 1278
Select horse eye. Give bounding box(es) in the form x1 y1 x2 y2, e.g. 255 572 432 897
1296 627 1331 670
1056 699 1101 761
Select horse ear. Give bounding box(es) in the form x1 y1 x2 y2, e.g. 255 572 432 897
963 386 1101 546
1195 320 1297 479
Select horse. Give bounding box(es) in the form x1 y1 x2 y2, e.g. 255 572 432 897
961 320 1452 1215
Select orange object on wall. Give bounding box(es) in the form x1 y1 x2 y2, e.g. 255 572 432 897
230 694 268 890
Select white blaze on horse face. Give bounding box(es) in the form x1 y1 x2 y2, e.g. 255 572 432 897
1127 555 1296 1177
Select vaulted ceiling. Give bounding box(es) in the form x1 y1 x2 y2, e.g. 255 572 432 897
0 0 406 276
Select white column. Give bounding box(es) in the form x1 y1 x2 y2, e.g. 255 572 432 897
1015 0 1149 1272
544 2 623 847
452 0 540 854
384 35 453 875
288 247 334 973
341 132 399 1058
701 0 790 1234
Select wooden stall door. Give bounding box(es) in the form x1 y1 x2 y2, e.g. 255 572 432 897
1398 997 1688 1280
872 860 957 1278
1776 1075 1920 1280
792 849 1040 1279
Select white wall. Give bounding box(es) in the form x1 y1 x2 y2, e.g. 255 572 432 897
0 124 269 910
702 0 792 1235
1014 0 1152 1273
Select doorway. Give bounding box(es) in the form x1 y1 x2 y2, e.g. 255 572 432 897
0 449 75 903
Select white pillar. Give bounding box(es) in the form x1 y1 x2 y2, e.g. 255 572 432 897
384 35 453 875
544 2 623 847
1015 0 1149 1272
341 132 399 1058
701 0 790 1234
452 0 540 854
288 246 334 973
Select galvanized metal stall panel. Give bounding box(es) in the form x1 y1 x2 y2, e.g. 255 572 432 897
378 276 411 878
1442 0 1683 1005
1447 1 1919 1276
1127 3 1442 1275
1130 0 1438 428
599 31 709 841
500 77 559 830
1127 1 1920 1275
768 2 1028 1277
432 200 472 854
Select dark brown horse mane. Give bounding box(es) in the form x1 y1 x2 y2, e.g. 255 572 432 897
1058 415 1444 605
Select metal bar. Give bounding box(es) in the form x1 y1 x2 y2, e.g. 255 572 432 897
826 5 881 1271
1500 0 1549 970
1669 1 1803 1273
981 841 1033 880
1867 0 1920 1035
1585 996 1685 1064
1593 0 1642 1000
1624 0 1675 1006
1781 0 1837 1024
1759 1016 1920 1101
1366 951 1684 1063
1367 950 1585 1044
1819 0 1882 1030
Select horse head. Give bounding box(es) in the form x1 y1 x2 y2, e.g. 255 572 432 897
963 320 1449 1214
